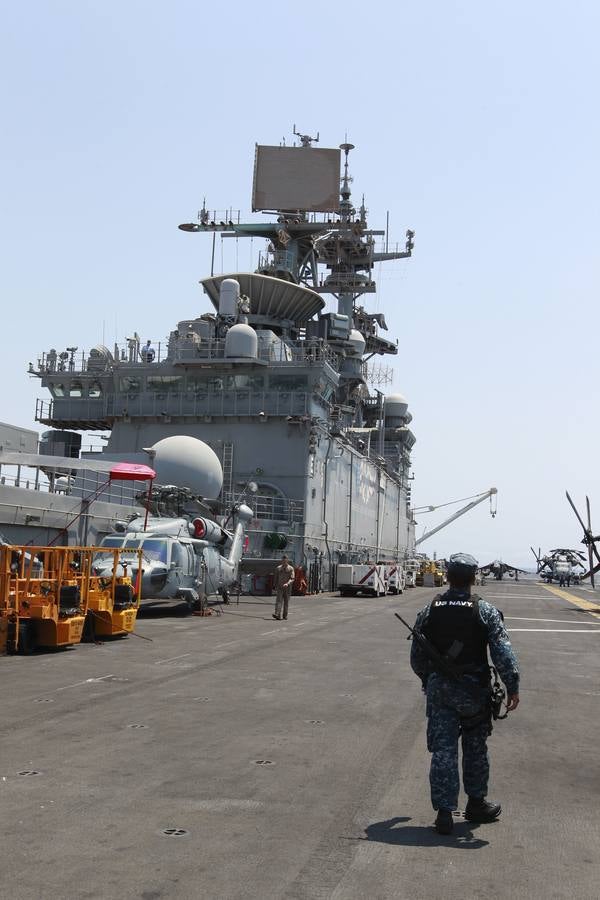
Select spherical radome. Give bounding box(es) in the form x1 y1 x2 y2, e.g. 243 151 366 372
225 323 258 358
150 436 223 498
384 393 409 419
347 329 366 357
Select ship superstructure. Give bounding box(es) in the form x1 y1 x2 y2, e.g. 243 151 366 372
29 133 416 589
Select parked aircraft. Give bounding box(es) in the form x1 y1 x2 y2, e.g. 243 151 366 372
478 560 527 581
530 546 584 585
92 436 255 609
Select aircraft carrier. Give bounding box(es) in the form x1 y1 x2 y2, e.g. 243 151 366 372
0 131 416 594
2 579 599 899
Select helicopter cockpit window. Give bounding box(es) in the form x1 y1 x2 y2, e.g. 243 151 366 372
93 536 125 561
141 539 168 564
170 542 187 568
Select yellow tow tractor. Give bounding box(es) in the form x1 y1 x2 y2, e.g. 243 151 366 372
0 545 142 653
0 545 88 653
417 559 446 588
86 546 142 638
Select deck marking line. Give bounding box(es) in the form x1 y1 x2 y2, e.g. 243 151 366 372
505 616 600 625
155 653 191 665
542 585 600 619
508 628 600 633
55 674 115 692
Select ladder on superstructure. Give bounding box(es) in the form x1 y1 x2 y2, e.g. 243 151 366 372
222 442 234 501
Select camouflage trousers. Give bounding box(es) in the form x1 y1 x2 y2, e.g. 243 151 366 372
426 674 491 811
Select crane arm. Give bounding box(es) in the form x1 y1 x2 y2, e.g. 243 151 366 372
415 488 497 548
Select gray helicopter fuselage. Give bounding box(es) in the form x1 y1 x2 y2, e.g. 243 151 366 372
93 506 252 605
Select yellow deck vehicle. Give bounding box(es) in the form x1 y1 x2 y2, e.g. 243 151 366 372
416 559 446 588
86 546 142 637
0 545 141 653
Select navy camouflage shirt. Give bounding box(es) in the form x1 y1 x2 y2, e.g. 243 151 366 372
410 589 520 695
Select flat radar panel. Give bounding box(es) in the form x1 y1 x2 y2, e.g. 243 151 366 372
252 145 341 212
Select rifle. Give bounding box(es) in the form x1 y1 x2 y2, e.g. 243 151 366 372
394 612 462 682
394 612 508 721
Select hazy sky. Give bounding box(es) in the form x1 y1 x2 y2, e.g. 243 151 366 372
2 1 599 567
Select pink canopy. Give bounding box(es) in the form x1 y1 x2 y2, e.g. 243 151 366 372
109 463 156 482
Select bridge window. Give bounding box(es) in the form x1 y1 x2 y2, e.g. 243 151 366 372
69 381 83 397
269 375 307 390
147 376 182 393
89 381 102 398
186 376 208 393
50 384 66 397
120 376 141 393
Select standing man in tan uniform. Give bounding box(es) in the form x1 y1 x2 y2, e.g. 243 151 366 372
272 555 295 620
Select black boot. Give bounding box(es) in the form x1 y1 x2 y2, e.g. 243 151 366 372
434 808 454 835
464 797 501 822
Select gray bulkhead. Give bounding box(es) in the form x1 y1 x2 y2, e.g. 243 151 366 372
27 139 417 588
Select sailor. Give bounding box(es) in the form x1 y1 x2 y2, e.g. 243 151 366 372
272 554 294 620
127 333 140 363
141 340 155 363
410 552 520 835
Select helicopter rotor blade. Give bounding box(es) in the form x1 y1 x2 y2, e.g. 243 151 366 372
586 495 600 571
582 559 600 580
566 491 588 534
587 497 597 588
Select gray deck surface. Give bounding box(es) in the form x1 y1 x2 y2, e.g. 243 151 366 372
2 580 599 899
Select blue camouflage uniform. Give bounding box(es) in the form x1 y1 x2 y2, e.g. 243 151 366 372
410 589 520 811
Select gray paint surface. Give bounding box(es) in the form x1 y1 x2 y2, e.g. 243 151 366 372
1 580 598 899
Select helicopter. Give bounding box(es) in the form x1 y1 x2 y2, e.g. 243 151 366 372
565 491 600 589
478 560 527 581
92 436 255 610
530 545 585 585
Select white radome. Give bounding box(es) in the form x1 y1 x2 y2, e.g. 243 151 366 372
384 393 409 419
150 435 223 498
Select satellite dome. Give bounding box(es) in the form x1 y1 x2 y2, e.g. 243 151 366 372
225 323 258 358
150 436 223 498
384 393 409 419
347 329 366 358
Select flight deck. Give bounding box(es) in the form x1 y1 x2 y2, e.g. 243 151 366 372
1 581 599 899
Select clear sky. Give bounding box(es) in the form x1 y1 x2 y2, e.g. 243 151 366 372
1 1 599 568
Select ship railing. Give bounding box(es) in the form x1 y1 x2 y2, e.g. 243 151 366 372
196 209 241 225
173 340 340 367
33 342 168 375
37 389 332 424
222 491 304 525
257 248 295 274
33 339 340 375
0 461 145 505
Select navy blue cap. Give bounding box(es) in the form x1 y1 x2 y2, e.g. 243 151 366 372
448 552 478 569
